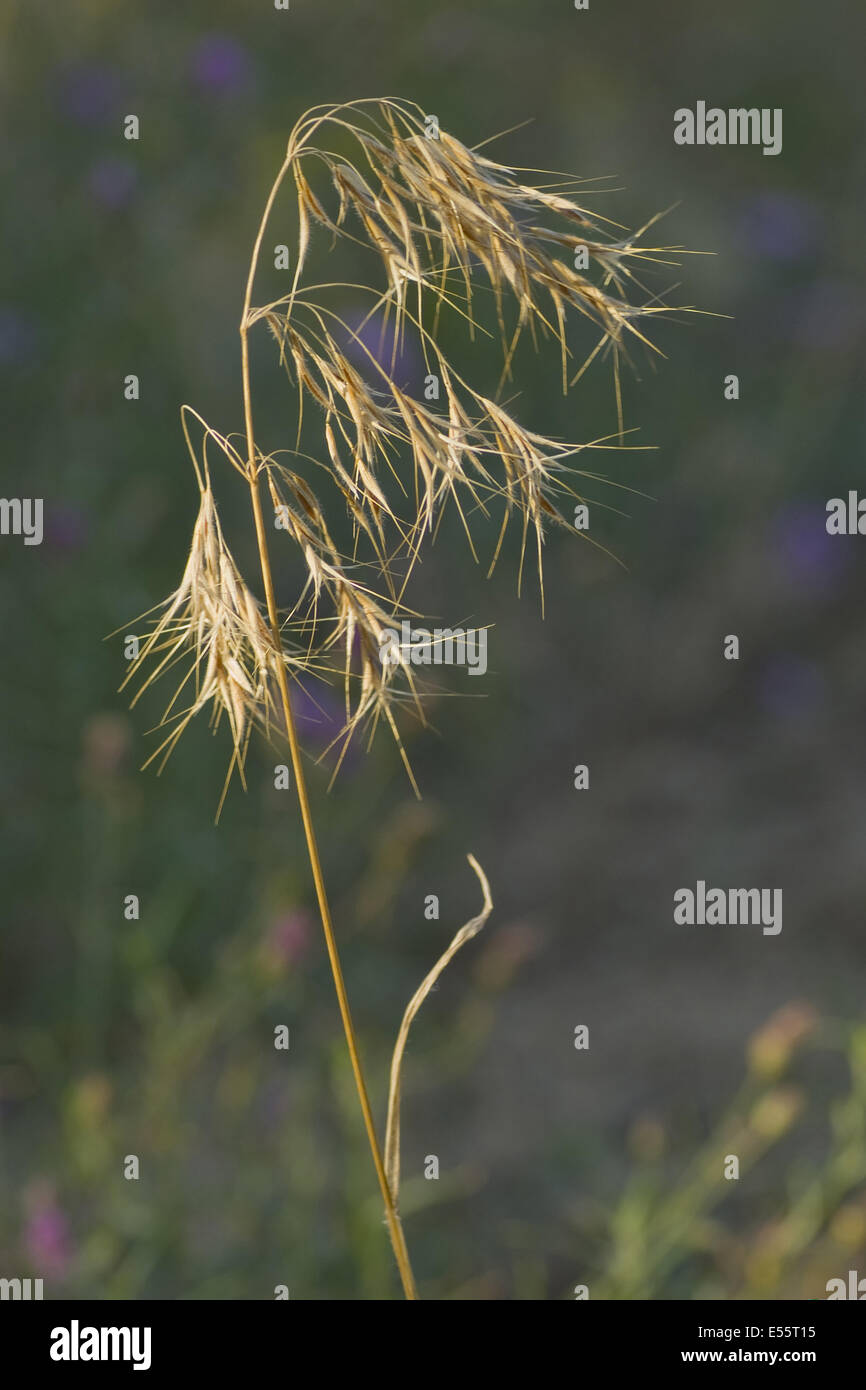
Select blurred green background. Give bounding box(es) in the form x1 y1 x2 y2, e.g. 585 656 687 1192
2 0 866 1299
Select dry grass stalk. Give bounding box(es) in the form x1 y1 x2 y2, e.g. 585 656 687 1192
384 855 493 1206
121 98 687 1299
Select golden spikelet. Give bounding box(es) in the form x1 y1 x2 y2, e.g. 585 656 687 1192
120 443 305 816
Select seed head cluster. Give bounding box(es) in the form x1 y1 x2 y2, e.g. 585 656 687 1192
123 98 686 796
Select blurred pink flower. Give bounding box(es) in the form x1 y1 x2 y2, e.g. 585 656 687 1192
23 1182 71 1279
263 909 312 970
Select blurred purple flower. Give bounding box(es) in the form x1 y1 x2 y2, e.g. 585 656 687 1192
292 679 362 772
739 191 822 263
46 505 89 554
0 308 37 365
23 1183 71 1279
56 62 122 125
292 680 346 744
87 158 137 210
757 654 825 721
339 308 423 393
770 501 849 594
189 35 252 94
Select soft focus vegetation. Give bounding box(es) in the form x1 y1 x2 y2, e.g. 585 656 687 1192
1 0 864 1298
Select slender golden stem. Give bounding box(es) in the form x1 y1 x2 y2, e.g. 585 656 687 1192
239 151 418 1301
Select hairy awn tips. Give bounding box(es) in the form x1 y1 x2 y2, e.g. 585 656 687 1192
120 98 687 1299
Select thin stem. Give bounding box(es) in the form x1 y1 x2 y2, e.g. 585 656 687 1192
239 151 418 1301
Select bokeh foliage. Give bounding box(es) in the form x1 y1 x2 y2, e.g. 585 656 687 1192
1 0 865 1298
